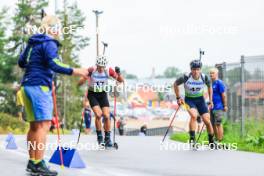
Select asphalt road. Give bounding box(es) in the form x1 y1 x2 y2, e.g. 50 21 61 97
1 135 264 176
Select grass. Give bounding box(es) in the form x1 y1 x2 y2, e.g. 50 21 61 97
170 119 264 154
0 113 29 134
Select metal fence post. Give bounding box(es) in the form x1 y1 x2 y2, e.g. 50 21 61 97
222 62 227 83
222 62 230 120
240 56 245 137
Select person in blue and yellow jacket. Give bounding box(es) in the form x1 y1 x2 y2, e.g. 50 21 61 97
18 15 88 176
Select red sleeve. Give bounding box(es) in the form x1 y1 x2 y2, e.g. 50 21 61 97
109 67 117 78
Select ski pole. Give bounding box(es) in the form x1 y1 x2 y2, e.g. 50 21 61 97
77 90 90 145
199 48 205 61
52 85 64 169
196 123 205 143
102 41 108 55
113 85 117 143
162 105 181 143
77 110 84 145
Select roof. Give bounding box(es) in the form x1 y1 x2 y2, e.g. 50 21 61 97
236 81 264 99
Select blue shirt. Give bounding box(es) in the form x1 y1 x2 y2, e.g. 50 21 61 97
18 34 73 89
212 79 225 110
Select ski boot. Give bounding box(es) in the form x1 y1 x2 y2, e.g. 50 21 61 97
104 131 113 148
28 160 58 176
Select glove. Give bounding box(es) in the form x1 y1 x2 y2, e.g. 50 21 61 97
115 66 121 74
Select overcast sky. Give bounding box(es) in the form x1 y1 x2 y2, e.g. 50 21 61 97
1 0 264 77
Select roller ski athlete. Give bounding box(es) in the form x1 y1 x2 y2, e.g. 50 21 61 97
78 55 124 148
174 60 217 150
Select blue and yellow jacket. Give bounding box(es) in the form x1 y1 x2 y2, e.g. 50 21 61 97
18 34 73 89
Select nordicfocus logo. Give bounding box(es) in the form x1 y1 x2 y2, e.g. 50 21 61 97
160 141 238 151
92 83 172 93
24 24 83 35
27 141 106 151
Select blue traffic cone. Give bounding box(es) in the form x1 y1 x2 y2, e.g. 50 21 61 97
71 129 79 135
49 147 86 168
6 138 18 150
5 133 14 142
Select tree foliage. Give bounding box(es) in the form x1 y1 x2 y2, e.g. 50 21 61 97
163 66 182 78
56 1 90 129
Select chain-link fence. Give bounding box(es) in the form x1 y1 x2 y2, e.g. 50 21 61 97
216 55 264 136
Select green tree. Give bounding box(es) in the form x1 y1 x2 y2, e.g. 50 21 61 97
226 67 252 86
158 92 164 101
126 74 138 79
0 84 18 115
252 68 263 80
0 7 21 116
10 0 48 52
0 1 48 115
56 1 90 129
201 65 213 75
163 66 181 78
0 7 16 84
155 75 165 79
9 0 48 82
121 70 138 79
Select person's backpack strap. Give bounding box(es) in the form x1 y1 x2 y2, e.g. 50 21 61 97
183 73 191 84
201 73 211 87
200 73 205 84
105 68 110 78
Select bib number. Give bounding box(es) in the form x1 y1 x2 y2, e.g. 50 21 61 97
190 87 201 92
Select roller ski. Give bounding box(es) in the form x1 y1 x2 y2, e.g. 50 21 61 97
199 137 220 150
112 114 119 150
189 131 198 151
104 131 118 150
97 131 105 149
189 139 199 151
208 134 218 150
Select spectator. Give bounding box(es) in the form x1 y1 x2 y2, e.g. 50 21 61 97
209 68 228 142
117 117 126 136
140 123 147 136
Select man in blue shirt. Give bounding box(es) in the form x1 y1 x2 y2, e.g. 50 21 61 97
210 68 228 142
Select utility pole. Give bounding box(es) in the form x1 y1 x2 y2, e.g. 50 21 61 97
93 10 103 56
199 48 205 61
54 0 58 13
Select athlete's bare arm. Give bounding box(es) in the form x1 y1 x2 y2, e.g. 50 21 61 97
174 82 181 98
78 77 87 87
77 67 93 87
174 75 185 98
116 74 124 83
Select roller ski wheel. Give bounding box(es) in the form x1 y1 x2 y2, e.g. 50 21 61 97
208 142 219 150
98 142 105 150
189 140 198 151
113 142 118 150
